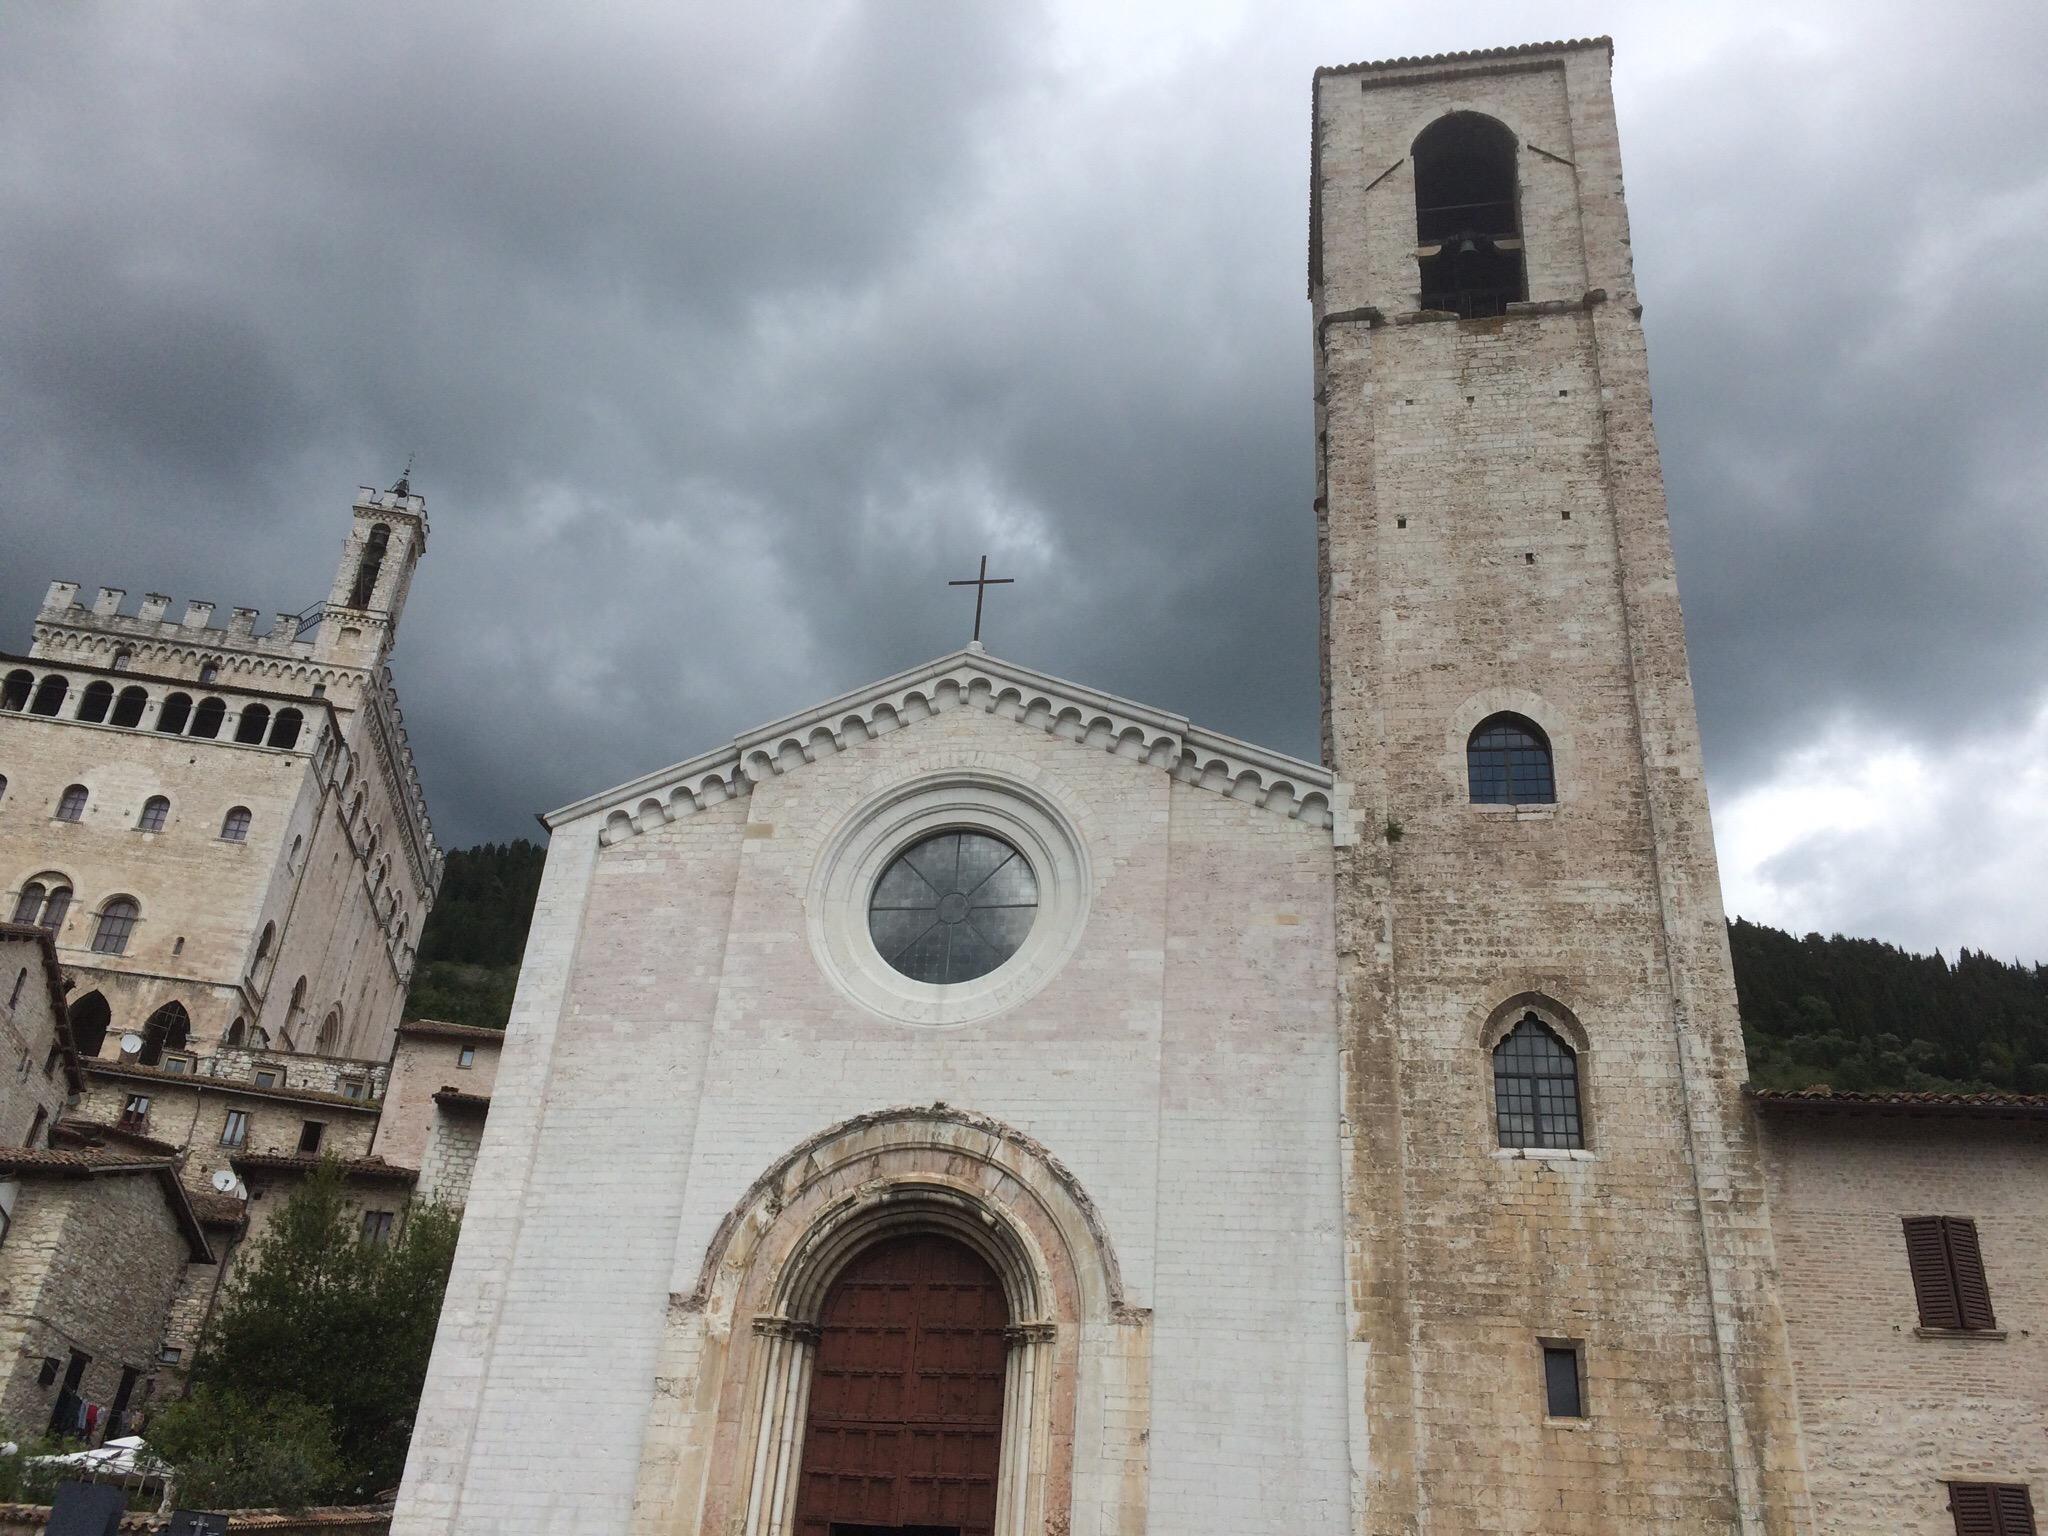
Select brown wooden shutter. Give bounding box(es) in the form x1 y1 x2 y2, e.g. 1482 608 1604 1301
1945 1218 1999 1331
1906 1216 1962 1329
1993 1484 2037 1536
1950 1483 1999 1535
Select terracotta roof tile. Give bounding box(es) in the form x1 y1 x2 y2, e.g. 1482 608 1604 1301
186 1189 250 1226
1751 1086 2048 1120
230 1151 418 1184
400 1018 507 1043
51 1117 184 1157
0 1147 213 1259
86 1059 380 1111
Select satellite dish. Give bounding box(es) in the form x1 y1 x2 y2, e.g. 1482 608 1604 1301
119 1033 144 1056
210 1169 241 1195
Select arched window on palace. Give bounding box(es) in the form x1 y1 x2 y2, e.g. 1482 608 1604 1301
1414 111 1526 319
55 785 89 823
139 1001 190 1067
111 649 132 672
224 1018 247 1048
1 671 32 711
156 693 193 734
1467 713 1555 805
76 681 114 724
234 704 270 745
139 796 171 832
29 675 68 717
190 697 227 739
314 1010 340 1056
269 708 304 750
91 897 140 956
11 877 72 932
1492 1014 1584 1150
252 921 276 978
67 992 112 1059
221 806 252 842
197 661 220 685
112 687 149 727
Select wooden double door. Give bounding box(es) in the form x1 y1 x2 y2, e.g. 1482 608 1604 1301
793 1232 1010 1536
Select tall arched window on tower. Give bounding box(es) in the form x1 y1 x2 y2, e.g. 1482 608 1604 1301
91 897 140 956
1414 112 1526 319
1492 1014 1584 1150
350 524 390 608
1467 714 1555 805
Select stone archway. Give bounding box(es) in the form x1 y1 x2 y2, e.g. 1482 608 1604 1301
632 1106 1146 1536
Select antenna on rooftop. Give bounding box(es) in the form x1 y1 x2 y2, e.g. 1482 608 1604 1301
390 451 416 498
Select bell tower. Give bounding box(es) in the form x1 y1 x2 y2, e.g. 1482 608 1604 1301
1312 39 1813 1533
316 478 429 672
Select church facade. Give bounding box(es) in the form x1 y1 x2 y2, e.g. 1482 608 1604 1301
393 39 2046 1536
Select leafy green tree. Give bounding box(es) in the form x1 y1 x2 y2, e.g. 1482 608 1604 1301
147 1389 343 1511
176 1163 460 1503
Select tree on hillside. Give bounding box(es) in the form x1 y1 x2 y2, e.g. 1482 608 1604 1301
151 1163 460 1506
404 840 545 1028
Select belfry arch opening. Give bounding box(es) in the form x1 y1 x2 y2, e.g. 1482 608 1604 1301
1413 111 1526 318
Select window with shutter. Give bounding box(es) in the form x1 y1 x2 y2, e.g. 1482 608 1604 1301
1947 1481 2036 1536
1905 1216 2000 1332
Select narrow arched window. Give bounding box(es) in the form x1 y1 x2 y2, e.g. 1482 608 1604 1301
111 687 148 728
30 675 69 717
155 692 193 734
314 1010 340 1055
76 681 114 724
138 796 170 832
350 524 391 608
1467 714 1555 805
286 977 307 1038
221 806 252 842
10 882 47 925
91 897 140 955
234 703 270 745
224 1017 246 1048
190 697 226 739
1 672 31 712
55 785 89 822
269 708 304 750
1414 112 1526 319
1493 1014 1583 1149
253 921 275 971
198 661 220 684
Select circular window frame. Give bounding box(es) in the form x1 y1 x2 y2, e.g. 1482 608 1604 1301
808 772 1090 1027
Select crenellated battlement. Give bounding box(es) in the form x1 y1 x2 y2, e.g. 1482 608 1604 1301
37 582 320 662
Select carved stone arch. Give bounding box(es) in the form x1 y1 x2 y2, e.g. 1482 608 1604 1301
1477 990 1597 1153
646 1105 1144 1536
1445 685 1575 808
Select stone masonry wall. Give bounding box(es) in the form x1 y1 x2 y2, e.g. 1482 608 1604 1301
418 1113 483 1211
1314 45 1810 1533
0 1174 188 1436
0 935 69 1149
1761 1112 2048 1534
375 1029 499 1174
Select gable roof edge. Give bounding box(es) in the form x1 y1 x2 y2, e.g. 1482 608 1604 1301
550 647 1334 846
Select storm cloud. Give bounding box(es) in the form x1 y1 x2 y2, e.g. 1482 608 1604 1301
3 1 2043 961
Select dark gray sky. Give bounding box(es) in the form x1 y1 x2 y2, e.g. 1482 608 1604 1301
4 2 2044 962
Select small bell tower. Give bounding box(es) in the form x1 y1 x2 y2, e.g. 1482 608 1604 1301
316 475 429 672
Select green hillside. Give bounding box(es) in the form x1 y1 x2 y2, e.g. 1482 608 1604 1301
405 844 2048 1091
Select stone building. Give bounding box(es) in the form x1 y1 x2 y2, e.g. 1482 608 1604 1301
385 35 2043 1536
373 1021 502 1211
0 1146 212 1439
0 483 444 1072
0 926 83 1151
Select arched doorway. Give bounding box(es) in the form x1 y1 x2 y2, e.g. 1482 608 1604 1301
794 1232 1009 1536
